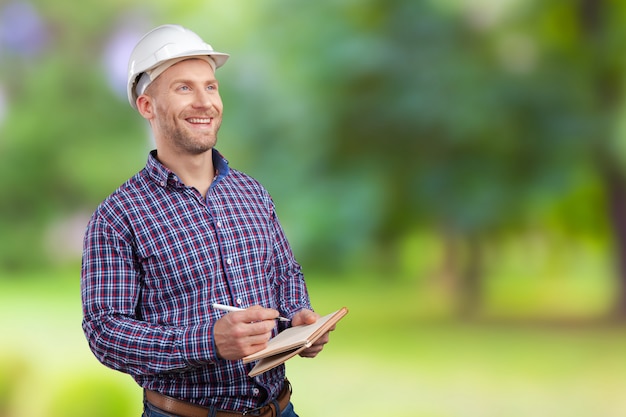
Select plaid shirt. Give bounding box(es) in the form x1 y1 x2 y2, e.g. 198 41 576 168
81 150 311 412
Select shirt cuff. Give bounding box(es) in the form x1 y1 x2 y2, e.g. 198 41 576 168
180 322 216 367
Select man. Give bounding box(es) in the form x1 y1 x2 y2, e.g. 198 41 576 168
81 24 330 417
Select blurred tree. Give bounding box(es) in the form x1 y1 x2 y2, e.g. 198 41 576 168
229 0 617 317
0 1 147 270
574 0 626 319
0 0 623 322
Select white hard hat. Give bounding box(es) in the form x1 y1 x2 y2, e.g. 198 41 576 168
127 24 229 109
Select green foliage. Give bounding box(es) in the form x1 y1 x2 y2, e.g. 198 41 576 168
208 0 615 274
48 375 136 417
0 2 147 269
0 1 624 316
0 355 29 415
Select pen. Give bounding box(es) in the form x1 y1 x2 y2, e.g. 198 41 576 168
211 303 290 322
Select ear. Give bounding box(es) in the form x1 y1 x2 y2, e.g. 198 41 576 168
136 94 155 120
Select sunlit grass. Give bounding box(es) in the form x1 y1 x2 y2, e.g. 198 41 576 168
2 265 626 416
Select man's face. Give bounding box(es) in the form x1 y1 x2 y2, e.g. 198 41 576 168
140 58 223 155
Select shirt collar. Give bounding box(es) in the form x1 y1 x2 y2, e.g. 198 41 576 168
145 149 230 189
211 148 230 185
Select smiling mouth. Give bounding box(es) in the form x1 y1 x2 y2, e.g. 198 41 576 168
187 117 212 124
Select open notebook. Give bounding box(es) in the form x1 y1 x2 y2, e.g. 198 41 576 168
243 307 348 377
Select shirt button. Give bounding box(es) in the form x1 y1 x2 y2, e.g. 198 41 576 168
252 388 260 396
216 221 222 228
236 298 243 305
226 258 233 265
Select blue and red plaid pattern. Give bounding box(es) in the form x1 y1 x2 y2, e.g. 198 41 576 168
81 150 312 411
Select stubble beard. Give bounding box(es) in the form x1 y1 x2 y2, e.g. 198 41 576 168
163 116 220 155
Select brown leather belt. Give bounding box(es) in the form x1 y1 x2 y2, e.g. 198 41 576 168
145 381 291 417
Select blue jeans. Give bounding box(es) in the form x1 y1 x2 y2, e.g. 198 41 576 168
142 401 299 417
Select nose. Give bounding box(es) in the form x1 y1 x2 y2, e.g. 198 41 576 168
193 89 221 109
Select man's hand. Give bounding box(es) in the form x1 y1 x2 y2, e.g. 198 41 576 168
291 309 334 358
213 306 280 360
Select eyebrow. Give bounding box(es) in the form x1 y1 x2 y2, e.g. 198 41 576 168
170 77 218 85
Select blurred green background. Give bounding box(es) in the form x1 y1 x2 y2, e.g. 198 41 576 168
3 0 626 416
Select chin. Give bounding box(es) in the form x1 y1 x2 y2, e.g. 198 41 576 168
182 137 217 155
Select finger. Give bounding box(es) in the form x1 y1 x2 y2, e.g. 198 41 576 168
313 332 330 345
245 320 277 336
238 306 282 323
214 322 274 359
291 309 320 326
299 344 324 358
244 333 273 349
227 320 275 340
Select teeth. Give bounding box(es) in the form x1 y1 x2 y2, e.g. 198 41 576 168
188 118 211 124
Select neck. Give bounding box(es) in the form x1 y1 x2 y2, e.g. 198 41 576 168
157 149 215 197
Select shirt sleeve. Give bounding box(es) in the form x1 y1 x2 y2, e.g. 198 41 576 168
81 214 218 376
